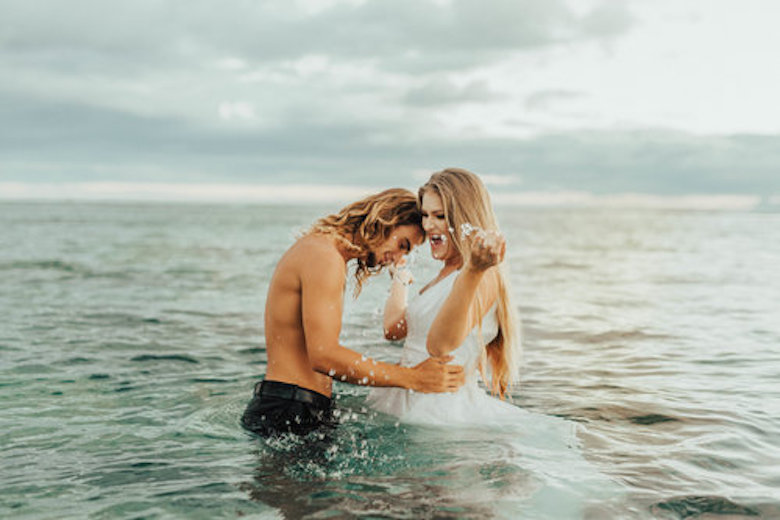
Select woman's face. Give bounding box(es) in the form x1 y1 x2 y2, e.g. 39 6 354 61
420 191 458 263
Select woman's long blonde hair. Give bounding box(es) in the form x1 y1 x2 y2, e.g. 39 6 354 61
308 188 421 295
419 168 521 398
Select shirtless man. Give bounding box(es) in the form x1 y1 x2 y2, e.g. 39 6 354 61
241 188 466 437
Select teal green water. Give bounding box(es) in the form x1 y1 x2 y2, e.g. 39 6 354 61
1 202 779 519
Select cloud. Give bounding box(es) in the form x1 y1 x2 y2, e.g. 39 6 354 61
0 182 382 204
402 79 499 106
491 191 762 210
579 0 634 40
0 0 634 72
1 182 766 211
218 101 257 121
525 89 585 111
1 87 777 196
2 0 779 198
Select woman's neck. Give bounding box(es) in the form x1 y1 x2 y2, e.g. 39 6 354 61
436 257 462 279
443 252 463 271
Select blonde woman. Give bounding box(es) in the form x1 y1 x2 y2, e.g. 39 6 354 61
367 169 523 423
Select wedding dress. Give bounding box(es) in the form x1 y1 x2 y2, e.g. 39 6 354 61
365 270 622 513
367 271 531 425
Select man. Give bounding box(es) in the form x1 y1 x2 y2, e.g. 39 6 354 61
241 188 466 436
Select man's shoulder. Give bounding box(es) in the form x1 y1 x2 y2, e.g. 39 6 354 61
292 234 340 257
287 234 345 272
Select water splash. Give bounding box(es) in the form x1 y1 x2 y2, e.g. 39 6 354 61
460 222 481 240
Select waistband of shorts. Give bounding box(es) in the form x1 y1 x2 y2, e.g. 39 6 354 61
254 380 332 409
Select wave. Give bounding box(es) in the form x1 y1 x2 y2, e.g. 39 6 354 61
130 354 200 364
650 495 760 518
0 259 133 280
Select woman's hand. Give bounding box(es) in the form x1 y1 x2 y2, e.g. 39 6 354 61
384 258 412 340
388 258 413 286
465 229 506 272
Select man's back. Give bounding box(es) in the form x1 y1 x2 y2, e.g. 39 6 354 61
263 234 344 397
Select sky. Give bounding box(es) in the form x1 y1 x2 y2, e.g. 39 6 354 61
1 0 778 205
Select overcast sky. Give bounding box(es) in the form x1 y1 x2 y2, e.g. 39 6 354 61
1 0 778 202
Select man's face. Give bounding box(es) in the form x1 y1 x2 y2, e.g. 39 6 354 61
367 224 425 267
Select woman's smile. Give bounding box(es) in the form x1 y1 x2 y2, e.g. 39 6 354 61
421 191 456 262
428 233 448 258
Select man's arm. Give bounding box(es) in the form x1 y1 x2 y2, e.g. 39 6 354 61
301 249 464 392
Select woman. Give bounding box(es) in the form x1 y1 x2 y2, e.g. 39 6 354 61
366 176 619 508
367 168 523 424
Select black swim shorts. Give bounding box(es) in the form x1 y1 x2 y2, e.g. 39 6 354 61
241 380 336 437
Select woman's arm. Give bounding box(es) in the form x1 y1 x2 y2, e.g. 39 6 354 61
426 232 505 357
383 264 412 340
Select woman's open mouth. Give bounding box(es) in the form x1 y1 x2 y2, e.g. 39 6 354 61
429 234 446 248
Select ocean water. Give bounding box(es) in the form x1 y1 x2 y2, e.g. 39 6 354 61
1 201 778 519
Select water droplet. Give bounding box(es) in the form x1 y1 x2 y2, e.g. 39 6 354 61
361 376 368 384
460 222 478 239
328 369 336 376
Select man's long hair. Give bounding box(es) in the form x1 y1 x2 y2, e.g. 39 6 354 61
308 188 421 295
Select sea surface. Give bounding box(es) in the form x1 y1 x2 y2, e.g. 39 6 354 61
1 201 778 519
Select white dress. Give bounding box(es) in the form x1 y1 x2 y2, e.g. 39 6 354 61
367 271 528 425
366 271 621 511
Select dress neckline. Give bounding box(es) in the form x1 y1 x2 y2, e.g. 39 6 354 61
418 267 459 296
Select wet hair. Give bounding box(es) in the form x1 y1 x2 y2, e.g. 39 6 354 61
419 168 521 398
308 188 422 295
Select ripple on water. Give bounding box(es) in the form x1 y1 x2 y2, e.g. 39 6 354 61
1 259 84 272
523 325 677 344
130 354 200 364
650 495 760 518
627 414 681 426
0 259 135 281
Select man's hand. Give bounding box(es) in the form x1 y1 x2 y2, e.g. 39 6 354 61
409 355 466 393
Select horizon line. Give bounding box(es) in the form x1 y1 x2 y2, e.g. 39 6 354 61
0 182 775 210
